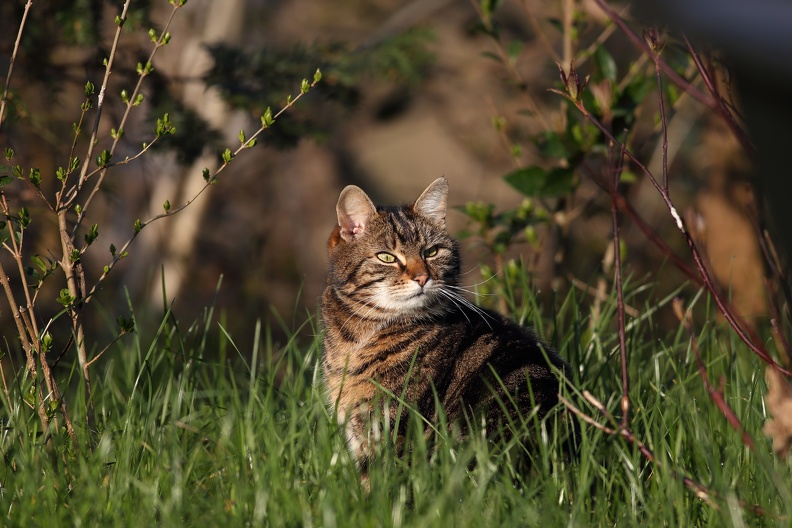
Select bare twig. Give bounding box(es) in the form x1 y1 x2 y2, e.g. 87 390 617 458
673 298 756 450
567 274 639 317
550 73 792 377
518 0 561 63
560 392 719 508
591 0 714 108
608 137 630 429
86 331 129 368
561 391 778 517
682 35 755 159
646 27 670 192
0 0 32 128
1 194 40 347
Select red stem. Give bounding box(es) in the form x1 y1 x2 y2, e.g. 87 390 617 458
592 0 714 108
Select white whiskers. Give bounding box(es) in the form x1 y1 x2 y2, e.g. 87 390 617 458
436 286 495 330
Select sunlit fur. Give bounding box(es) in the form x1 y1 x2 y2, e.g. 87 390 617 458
321 178 572 479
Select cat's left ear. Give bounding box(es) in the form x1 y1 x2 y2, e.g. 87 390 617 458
337 185 377 241
413 177 448 228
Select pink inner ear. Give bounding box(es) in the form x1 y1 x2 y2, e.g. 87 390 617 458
352 225 363 236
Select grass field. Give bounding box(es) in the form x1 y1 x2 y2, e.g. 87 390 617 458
1 282 791 527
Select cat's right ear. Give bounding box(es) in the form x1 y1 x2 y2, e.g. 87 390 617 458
336 185 377 242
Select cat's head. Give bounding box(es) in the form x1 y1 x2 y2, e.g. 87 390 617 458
326 178 460 318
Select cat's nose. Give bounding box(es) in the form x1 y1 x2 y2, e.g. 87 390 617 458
413 274 429 287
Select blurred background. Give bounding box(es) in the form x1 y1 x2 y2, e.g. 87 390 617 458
0 0 769 354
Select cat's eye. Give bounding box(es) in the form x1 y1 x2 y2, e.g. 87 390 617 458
376 252 396 263
423 245 438 258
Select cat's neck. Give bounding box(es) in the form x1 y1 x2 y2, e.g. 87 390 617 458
322 285 446 340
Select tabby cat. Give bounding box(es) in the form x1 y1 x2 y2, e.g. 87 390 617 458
321 177 573 478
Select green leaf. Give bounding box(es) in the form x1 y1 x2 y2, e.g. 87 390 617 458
155 114 174 137
0 176 13 187
18 207 31 228
506 40 523 64
504 166 576 197
238 129 246 144
117 316 135 334
163 200 171 212
221 148 233 164
480 51 503 64
594 46 617 82
31 255 48 274
462 201 495 225
133 219 143 233
261 107 275 127
314 69 322 83
535 131 573 160
56 289 75 307
84 223 99 246
95 149 112 167
300 78 310 94
202 168 211 181
4 148 13 160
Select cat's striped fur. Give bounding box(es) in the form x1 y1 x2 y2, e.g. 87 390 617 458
321 178 572 477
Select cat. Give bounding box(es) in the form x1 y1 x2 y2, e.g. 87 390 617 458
321 177 574 480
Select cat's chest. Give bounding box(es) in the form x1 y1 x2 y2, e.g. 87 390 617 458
324 322 454 382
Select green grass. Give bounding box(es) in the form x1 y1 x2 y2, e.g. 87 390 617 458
1 283 791 527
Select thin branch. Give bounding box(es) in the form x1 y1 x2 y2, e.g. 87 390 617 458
470 0 552 131
86 331 129 368
647 29 670 192
591 0 714 108
80 78 319 306
567 273 639 317
78 134 164 184
0 357 11 413
518 0 561 63
673 298 756 450
682 35 756 159
62 0 132 213
69 3 183 232
550 80 791 376
1 194 40 345
608 137 630 429
561 391 778 517
0 251 35 376
0 0 32 128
